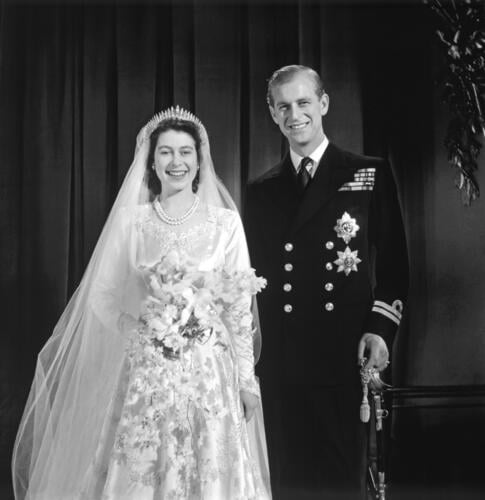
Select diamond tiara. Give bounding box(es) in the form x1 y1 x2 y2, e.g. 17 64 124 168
141 105 204 143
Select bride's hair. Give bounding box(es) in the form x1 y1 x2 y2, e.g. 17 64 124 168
146 118 202 196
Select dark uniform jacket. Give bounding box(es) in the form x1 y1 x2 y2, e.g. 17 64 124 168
244 143 409 387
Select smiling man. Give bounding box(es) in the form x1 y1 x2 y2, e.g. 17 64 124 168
269 69 328 158
244 65 409 499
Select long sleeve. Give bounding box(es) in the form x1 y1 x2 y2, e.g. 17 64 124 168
89 209 136 334
364 160 409 348
223 213 261 398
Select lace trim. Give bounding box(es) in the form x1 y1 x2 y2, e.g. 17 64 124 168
133 204 234 254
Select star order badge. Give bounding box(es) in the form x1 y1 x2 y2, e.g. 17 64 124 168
334 246 362 276
334 212 360 244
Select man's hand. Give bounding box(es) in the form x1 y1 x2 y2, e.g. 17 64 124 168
240 390 259 422
357 333 389 372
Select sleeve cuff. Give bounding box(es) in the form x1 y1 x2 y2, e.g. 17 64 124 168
365 299 404 348
372 299 402 324
239 376 261 398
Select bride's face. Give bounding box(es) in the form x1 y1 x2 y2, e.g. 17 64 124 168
153 129 198 196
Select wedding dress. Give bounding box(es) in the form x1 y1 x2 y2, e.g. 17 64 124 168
12 107 271 500
83 203 269 500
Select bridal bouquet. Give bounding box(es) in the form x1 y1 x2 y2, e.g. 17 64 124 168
128 249 266 361
117 250 265 468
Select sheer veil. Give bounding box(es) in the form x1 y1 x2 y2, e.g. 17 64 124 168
12 107 267 499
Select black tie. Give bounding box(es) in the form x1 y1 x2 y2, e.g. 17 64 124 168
297 157 312 193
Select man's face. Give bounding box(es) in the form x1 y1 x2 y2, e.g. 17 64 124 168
269 73 329 156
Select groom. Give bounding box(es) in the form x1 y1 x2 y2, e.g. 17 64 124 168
244 65 409 499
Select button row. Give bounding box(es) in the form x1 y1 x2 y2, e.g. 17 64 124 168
282 282 333 292
284 302 335 313
285 241 335 252
286 261 333 273
286 263 333 272
283 241 335 313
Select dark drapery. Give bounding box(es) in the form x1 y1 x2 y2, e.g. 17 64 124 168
2 1 485 497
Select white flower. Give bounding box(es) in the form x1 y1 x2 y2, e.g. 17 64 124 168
181 287 194 302
126 388 140 406
180 305 194 325
149 274 161 292
240 313 253 329
154 329 168 342
163 333 188 351
147 316 169 333
162 304 178 321
194 303 212 325
164 249 182 268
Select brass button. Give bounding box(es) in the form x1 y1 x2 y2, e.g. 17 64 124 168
284 243 294 252
284 263 293 272
325 302 334 311
325 241 334 250
284 304 293 313
324 283 334 292
325 262 333 271
283 283 292 292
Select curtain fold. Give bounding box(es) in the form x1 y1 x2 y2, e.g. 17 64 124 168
4 0 485 493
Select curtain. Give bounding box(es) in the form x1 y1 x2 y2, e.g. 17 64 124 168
3 0 485 493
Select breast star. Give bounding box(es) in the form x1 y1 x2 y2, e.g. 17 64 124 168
334 246 362 276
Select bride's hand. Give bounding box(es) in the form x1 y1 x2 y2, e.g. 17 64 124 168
118 313 141 336
240 390 259 422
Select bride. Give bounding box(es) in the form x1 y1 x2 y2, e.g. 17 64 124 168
12 107 271 500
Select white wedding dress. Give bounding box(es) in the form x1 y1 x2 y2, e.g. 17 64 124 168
81 202 270 500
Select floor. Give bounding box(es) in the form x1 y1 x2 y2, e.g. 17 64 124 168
2 482 484 499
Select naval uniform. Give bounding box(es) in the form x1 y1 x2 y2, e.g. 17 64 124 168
244 141 409 499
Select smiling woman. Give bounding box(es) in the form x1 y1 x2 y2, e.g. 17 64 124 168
146 118 202 203
155 131 198 183
12 107 271 500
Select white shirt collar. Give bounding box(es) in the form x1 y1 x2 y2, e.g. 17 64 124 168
290 135 329 177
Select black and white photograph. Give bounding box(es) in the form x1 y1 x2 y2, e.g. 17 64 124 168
1 0 485 499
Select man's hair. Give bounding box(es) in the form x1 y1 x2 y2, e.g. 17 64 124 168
266 65 325 107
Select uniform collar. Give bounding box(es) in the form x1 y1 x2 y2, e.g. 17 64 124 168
290 135 329 177
289 143 356 235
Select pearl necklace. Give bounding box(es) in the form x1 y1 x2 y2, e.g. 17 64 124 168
154 195 200 226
